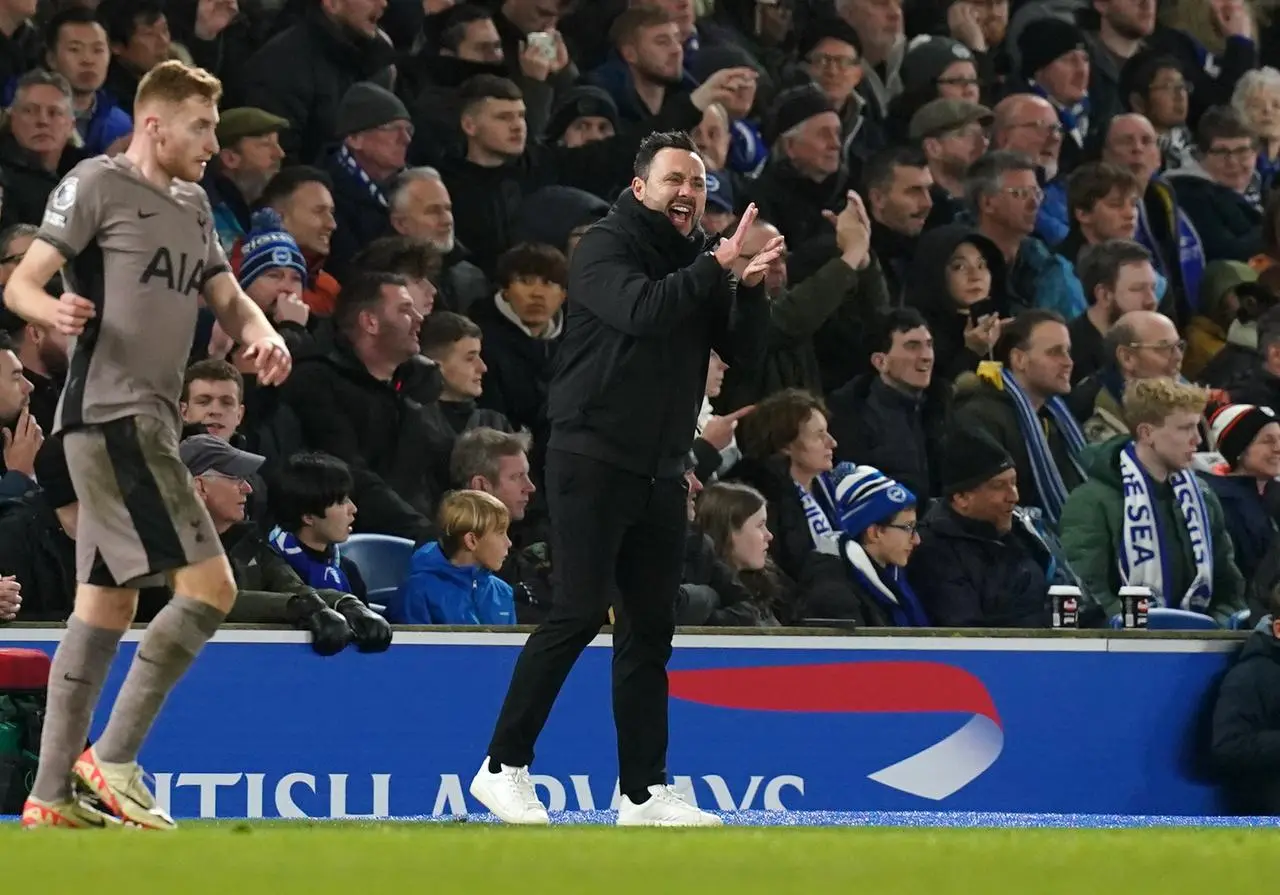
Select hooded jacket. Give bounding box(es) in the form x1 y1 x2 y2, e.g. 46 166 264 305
903 224 1007 383
511 185 610 254
1058 436 1245 625
1167 162 1263 263
548 189 768 479
470 291 562 442
952 363 1086 520
392 541 515 625
280 341 443 543
1211 624 1280 814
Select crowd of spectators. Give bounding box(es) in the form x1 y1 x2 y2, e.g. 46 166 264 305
8 0 1280 640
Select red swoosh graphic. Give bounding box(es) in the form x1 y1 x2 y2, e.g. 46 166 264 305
668 661 1001 726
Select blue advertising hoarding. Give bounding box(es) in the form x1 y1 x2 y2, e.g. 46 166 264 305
0 630 1241 818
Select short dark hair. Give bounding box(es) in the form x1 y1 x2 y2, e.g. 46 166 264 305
635 130 699 179
439 4 492 53
870 307 929 354
333 270 410 334
271 452 355 533
182 358 244 403
993 308 1066 365
862 146 929 194
350 234 441 282
97 0 165 46
459 74 522 116
46 5 103 49
1067 162 1142 216
259 165 333 210
610 7 673 46
451 427 532 487
737 388 828 460
420 310 482 359
1077 239 1153 305
1195 105 1254 154
495 242 569 290
965 150 1036 214
1120 52 1185 105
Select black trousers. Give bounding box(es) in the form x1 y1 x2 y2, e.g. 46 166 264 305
487 449 687 794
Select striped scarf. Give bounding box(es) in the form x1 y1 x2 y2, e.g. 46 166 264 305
1000 366 1085 527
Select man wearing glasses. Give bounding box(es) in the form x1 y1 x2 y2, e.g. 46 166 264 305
321 82 415 280
1167 105 1264 264
1079 309 1188 444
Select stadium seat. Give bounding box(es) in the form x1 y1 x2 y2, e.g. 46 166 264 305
342 535 415 611
1145 608 1220 630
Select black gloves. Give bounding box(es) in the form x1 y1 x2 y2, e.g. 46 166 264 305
336 596 393 653
287 592 351 656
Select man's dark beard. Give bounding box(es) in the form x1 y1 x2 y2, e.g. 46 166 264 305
1109 15 1151 43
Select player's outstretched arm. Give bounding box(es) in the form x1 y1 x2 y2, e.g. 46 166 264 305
204 271 293 386
4 240 96 336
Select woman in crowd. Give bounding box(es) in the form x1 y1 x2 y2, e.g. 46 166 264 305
729 388 873 623
904 223 1008 383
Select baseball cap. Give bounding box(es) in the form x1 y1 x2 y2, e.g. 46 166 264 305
216 108 290 148
180 435 265 478
909 98 993 142
706 171 735 214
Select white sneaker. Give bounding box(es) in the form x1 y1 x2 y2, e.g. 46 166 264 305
468 756 550 825
617 785 723 827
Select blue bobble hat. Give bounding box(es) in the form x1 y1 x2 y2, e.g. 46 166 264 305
239 207 307 291
834 465 917 538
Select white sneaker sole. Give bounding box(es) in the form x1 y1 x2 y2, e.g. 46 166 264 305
468 774 550 826
617 814 724 827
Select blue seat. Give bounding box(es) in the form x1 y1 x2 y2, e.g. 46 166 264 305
1145 608 1220 630
341 534 415 610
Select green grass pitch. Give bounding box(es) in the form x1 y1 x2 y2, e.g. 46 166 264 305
0 823 1275 893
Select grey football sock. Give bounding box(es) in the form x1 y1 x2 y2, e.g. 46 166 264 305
94 595 225 765
31 617 124 802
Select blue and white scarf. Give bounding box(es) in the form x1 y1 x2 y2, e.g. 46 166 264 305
1135 188 1206 309
1030 82 1089 149
336 145 389 209
269 526 352 593
840 537 930 626
1001 367 1085 526
796 467 849 557
1118 442 1213 612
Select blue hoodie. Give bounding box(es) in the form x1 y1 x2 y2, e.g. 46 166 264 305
391 541 515 625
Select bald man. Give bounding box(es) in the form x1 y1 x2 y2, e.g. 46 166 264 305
1077 309 1186 443
1101 114 1205 325
992 94 1069 245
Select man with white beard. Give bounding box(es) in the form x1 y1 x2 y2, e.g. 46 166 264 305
388 167 490 312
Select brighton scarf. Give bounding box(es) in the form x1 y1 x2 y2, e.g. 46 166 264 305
1001 367 1085 526
797 470 844 557
1135 187 1206 308
1031 82 1089 149
336 145 389 209
840 537 930 626
1117 442 1213 612
269 526 352 593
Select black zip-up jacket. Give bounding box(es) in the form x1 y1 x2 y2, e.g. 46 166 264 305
547 190 769 479
1211 627 1280 814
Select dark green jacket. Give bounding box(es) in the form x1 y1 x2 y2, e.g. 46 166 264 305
718 255 883 409
1058 437 1245 625
222 524 348 623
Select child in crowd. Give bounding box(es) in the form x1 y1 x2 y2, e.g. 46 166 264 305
268 452 367 602
392 490 516 625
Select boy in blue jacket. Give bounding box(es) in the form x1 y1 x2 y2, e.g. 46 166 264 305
392 490 516 625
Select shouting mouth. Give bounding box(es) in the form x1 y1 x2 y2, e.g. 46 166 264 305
667 200 695 229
